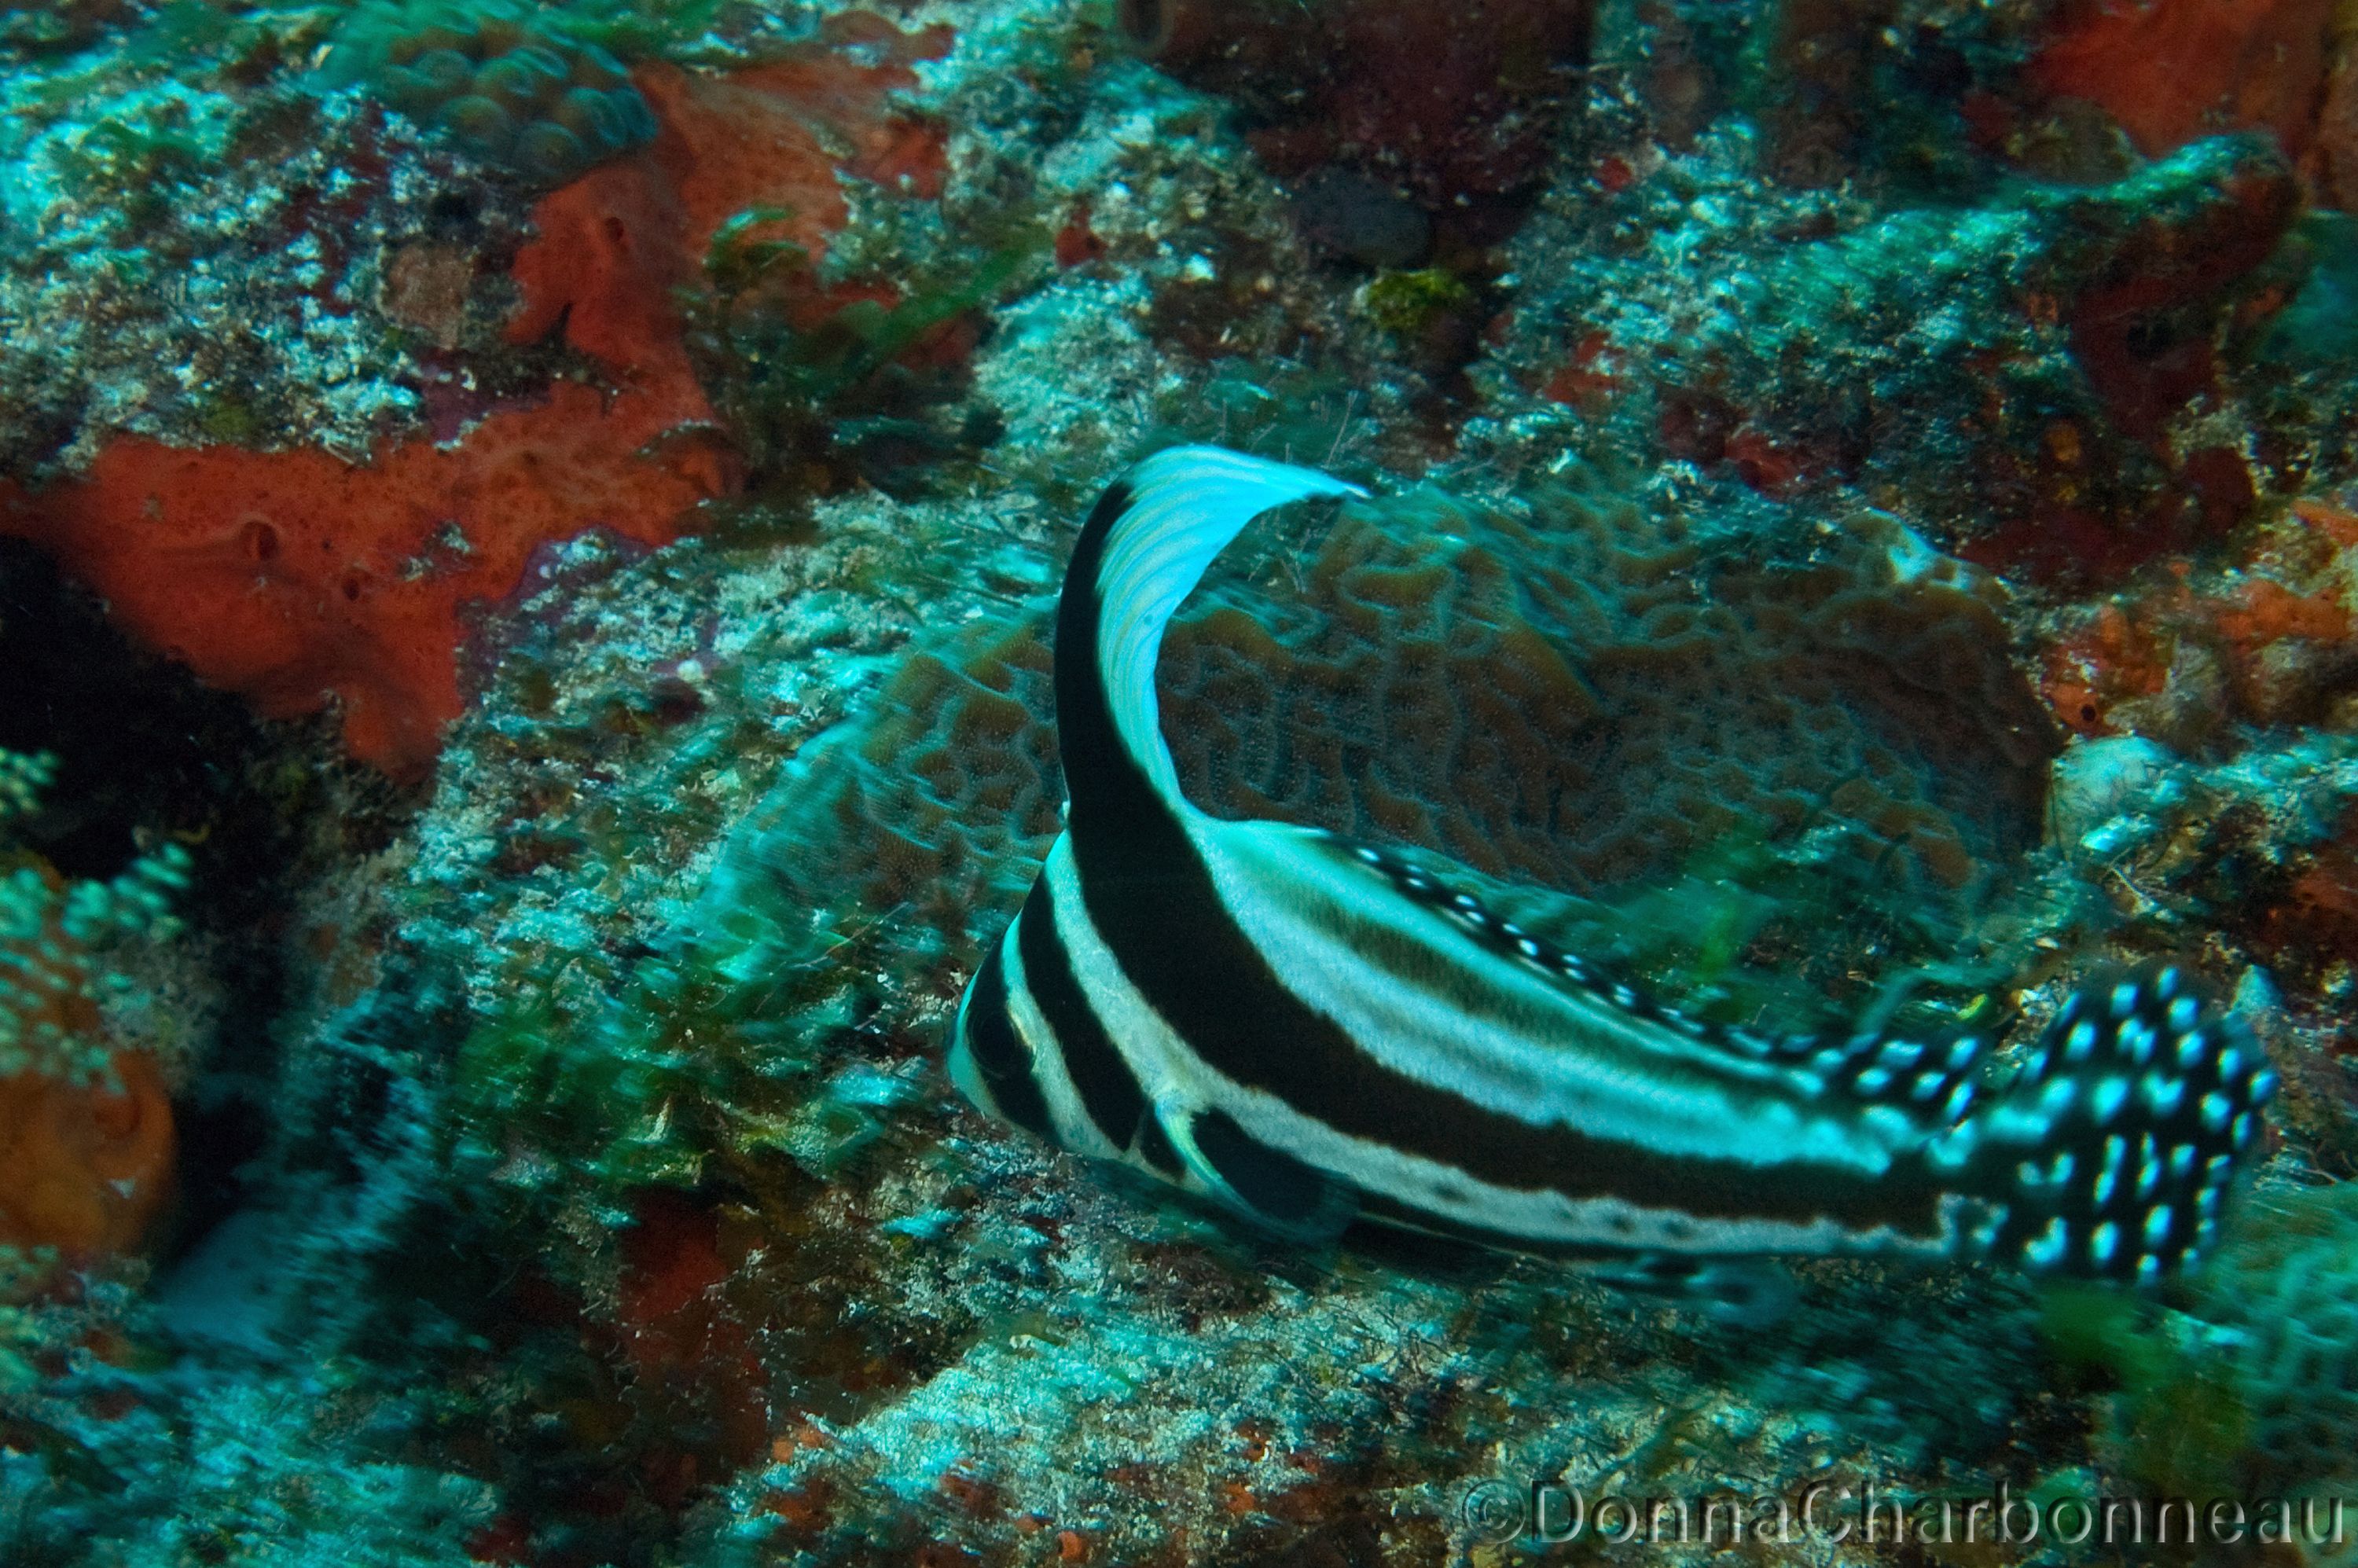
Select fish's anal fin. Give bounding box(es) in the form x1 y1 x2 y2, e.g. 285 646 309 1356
1592 1254 1802 1329
1160 1102 1358 1243
1936 964 2275 1283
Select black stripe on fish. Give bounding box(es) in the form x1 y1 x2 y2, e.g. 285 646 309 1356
1045 725 1956 1238
1014 877 1173 1173
1037 451 1953 1242
1050 476 1140 818
1344 840 1989 1118
951 928 1055 1141
947 446 2275 1282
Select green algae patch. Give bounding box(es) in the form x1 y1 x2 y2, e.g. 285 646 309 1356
687 207 1034 497
1357 267 1473 342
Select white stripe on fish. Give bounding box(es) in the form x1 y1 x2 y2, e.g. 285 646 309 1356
947 446 2275 1281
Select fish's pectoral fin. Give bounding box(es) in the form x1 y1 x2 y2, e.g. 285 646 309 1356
1159 1101 1358 1242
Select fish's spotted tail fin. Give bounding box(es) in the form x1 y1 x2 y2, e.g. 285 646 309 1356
1055 446 1365 818
1934 965 2275 1282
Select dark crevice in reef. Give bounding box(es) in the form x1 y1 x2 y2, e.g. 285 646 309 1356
1125 0 1595 259
0 538 396 1263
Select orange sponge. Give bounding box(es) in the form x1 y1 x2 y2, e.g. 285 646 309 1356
0 14 950 779
0 1048 174 1261
0 859 175 1263
0 384 729 778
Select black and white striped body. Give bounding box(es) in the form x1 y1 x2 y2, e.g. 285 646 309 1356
949 447 2275 1280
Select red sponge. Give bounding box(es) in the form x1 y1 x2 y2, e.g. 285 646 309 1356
0 14 953 779
2030 0 2333 160
1 384 729 777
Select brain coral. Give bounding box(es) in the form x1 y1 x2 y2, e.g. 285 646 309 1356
318 0 658 184
693 479 2058 1030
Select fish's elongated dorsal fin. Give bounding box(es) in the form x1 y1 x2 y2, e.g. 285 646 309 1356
1056 446 1365 820
1332 835 1986 1100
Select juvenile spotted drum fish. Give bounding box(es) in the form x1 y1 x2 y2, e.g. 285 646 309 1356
948 446 2275 1281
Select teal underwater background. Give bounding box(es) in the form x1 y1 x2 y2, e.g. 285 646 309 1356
5 0 2358 1562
